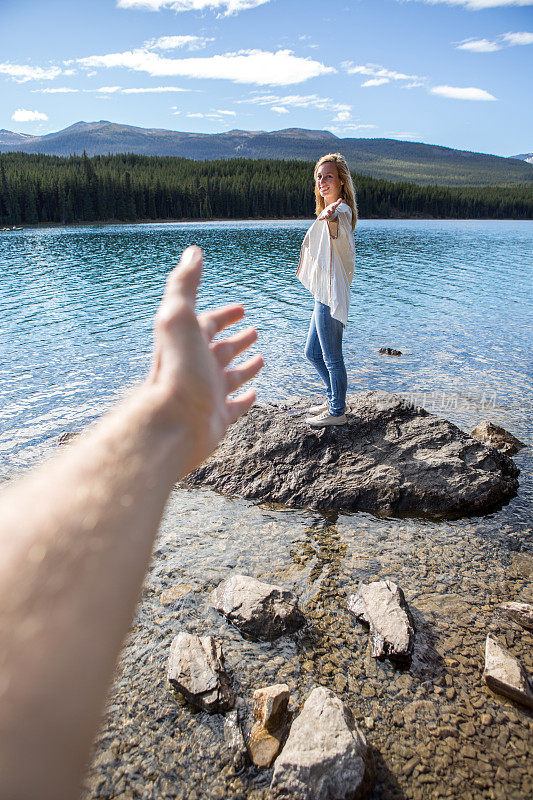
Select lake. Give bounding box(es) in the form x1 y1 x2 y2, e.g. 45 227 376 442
1 220 532 799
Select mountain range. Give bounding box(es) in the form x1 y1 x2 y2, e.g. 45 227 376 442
1 121 531 187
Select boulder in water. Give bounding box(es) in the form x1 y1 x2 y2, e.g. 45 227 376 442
186 391 519 519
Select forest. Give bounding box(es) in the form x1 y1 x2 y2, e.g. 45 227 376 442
1 151 531 226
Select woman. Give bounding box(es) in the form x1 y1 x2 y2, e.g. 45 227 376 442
297 153 357 427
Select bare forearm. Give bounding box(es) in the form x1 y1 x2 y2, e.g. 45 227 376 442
0 384 184 800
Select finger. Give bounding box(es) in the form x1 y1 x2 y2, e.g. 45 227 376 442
164 245 203 306
197 303 245 341
211 327 258 368
226 388 257 425
225 354 264 395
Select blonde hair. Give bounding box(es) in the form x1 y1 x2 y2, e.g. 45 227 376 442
314 153 358 230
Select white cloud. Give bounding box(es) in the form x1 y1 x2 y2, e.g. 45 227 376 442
457 37 500 52
12 108 49 122
501 31 533 45
77 48 333 86
0 62 62 82
329 123 377 136
402 0 533 9
430 85 497 100
32 87 79 93
271 105 289 114
456 31 533 51
94 84 188 93
361 78 390 87
344 62 422 83
186 108 236 120
116 0 270 14
241 92 350 116
333 110 351 122
146 34 214 50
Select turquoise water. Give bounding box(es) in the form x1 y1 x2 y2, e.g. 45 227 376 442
1 220 533 799
1 219 531 485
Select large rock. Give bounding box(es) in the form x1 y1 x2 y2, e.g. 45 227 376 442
483 634 533 709
270 686 374 800
347 579 415 662
185 392 519 518
167 633 235 713
210 573 305 640
470 421 526 456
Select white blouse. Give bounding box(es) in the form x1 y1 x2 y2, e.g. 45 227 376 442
296 201 355 326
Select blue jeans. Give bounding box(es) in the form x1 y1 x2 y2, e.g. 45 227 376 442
304 300 347 416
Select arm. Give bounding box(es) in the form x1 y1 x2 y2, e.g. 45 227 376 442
0 246 263 800
318 198 342 239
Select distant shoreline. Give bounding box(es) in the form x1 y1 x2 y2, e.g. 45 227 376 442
5 213 532 231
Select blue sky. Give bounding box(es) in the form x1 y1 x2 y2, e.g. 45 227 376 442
1 0 531 156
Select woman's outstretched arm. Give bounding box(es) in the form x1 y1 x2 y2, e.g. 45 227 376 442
0 245 263 800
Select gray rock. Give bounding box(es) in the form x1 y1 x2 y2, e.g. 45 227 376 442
167 633 235 713
483 634 533 709
379 347 402 356
223 710 248 769
270 686 374 800
347 579 414 662
470 420 526 456
210 573 305 640
499 601 533 631
185 392 519 518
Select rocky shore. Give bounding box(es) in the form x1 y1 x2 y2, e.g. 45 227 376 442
81 398 531 800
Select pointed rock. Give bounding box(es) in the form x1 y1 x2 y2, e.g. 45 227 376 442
483 634 533 709
253 683 290 728
347 579 414 662
223 709 248 769
499 601 533 631
470 421 526 456
270 686 374 800
167 633 235 714
210 573 305 640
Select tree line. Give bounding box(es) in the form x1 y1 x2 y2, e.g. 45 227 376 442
0 151 531 226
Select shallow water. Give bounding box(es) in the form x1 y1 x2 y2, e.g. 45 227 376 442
0 220 532 799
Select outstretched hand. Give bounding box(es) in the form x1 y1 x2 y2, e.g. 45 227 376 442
147 245 263 474
318 198 342 221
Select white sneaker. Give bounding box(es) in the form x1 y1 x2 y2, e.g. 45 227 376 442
305 412 347 427
307 400 330 415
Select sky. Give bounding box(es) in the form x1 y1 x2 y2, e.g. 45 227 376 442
0 0 532 156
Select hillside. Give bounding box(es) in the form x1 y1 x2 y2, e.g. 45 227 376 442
1 121 532 187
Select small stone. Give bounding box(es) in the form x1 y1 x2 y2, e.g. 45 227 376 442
248 720 284 769
167 632 234 714
379 347 402 356
470 421 526 456
253 684 290 728
483 634 533 710
224 710 248 769
347 579 415 662
364 716 375 730
480 713 492 726
499 601 533 631
446 688 456 700
161 584 192 605
210 573 305 640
